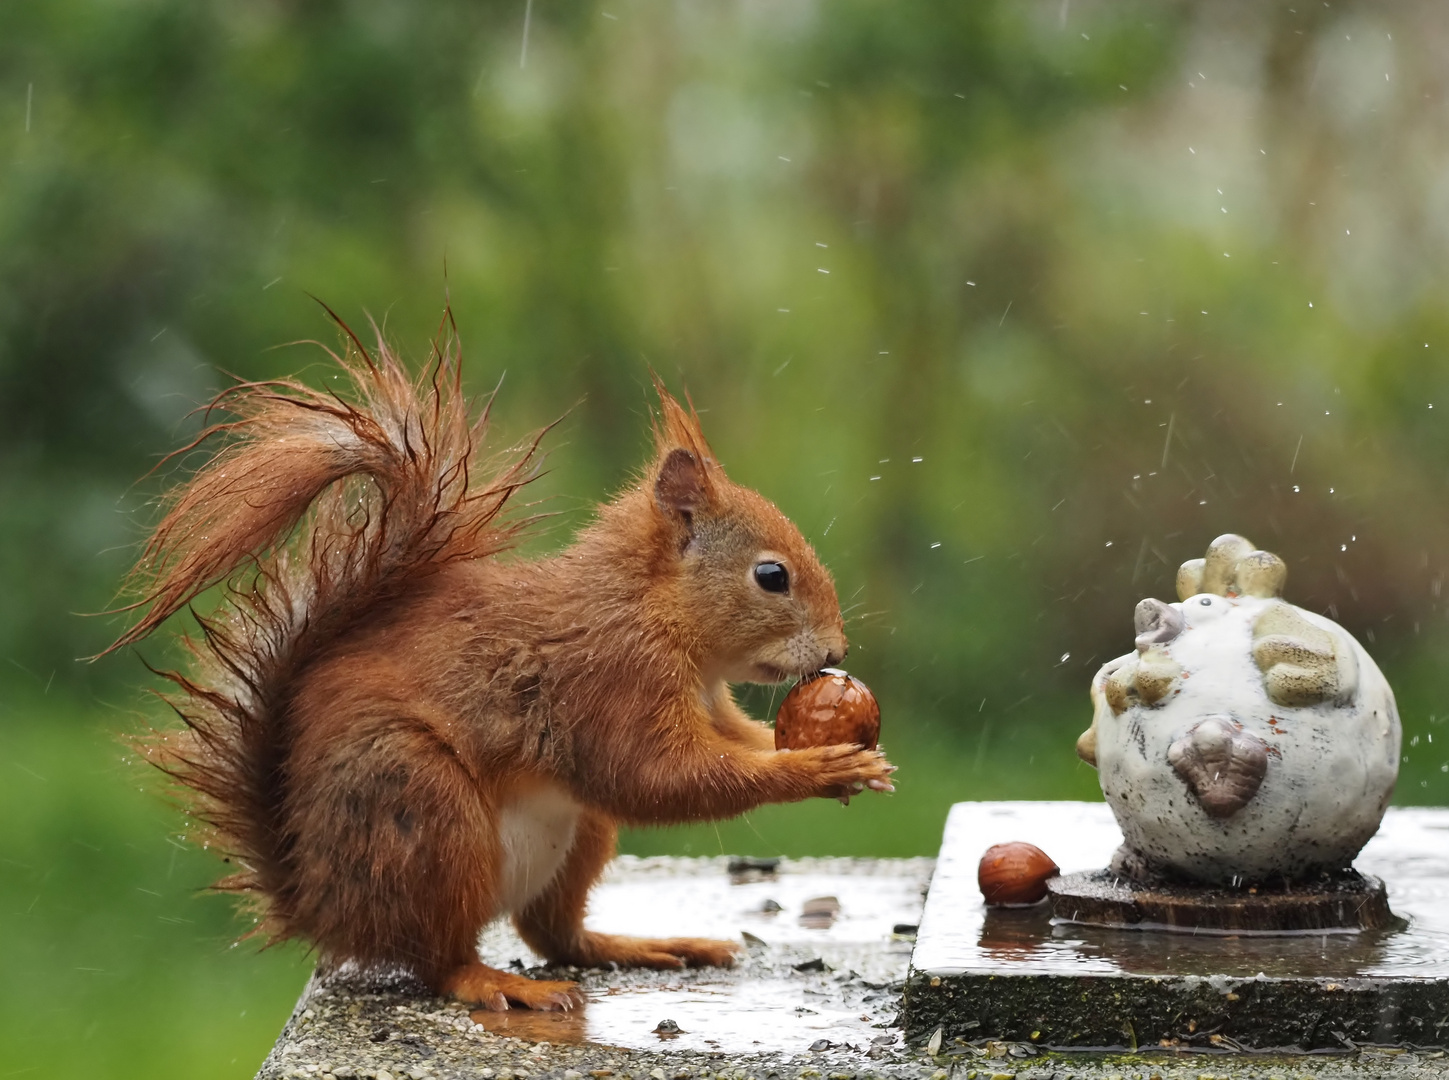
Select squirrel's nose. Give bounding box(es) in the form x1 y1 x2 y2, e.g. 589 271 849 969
824 644 847 668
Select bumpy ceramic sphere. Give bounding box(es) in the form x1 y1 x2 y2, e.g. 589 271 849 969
1082 537 1400 885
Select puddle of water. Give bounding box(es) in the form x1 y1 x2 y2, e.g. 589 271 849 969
472 979 895 1054
913 802 1449 979
471 862 926 1053
580 873 921 948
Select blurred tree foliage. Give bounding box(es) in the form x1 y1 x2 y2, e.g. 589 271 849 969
3 0 1449 778
5 0 1449 729
6 2 1449 1076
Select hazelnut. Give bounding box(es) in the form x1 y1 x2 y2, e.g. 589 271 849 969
774 669 881 751
977 842 1059 906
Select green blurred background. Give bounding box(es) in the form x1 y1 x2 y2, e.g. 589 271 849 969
4 0 1449 1074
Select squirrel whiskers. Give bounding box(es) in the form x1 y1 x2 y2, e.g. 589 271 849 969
113 310 895 1011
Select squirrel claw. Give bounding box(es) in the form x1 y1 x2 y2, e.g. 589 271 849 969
808 743 896 800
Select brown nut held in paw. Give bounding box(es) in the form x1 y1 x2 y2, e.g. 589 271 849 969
774 669 881 751
977 842 1060 906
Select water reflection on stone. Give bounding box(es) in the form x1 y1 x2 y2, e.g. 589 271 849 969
465 857 930 1054
472 979 889 1053
976 901 1411 979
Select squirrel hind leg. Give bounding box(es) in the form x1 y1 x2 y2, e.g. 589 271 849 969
284 705 503 985
511 809 738 971
442 961 583 1012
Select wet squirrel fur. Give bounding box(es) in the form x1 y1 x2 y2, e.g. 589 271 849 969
111 316 895 1010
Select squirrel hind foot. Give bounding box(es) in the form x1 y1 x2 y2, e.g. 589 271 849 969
575 932 740 970
442 962 583 1012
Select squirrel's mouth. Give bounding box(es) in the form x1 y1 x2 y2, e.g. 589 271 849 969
752 662 794 684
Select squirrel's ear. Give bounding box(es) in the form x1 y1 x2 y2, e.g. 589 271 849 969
654 448 708 524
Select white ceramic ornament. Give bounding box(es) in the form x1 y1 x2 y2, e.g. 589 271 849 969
1076 534 1401 885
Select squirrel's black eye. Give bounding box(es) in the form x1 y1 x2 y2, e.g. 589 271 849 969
754 561 789 594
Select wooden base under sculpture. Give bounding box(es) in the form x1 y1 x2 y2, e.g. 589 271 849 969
1048 859 1397 934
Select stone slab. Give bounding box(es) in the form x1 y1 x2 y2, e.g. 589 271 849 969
905 803 1449 1051
255 846 1449 1079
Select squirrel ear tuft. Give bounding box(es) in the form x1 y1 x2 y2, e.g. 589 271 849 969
649 373 721 526
650 374 718 465
654 447 708 522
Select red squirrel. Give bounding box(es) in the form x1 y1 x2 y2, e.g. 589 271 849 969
112 318 896 1012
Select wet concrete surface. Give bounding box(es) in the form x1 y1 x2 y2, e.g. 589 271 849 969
256 816 1449 1080
258 855 931 1079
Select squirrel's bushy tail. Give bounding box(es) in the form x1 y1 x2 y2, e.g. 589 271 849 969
111 312 542 934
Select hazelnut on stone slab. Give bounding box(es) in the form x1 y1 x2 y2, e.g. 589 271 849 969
977 841 1060 906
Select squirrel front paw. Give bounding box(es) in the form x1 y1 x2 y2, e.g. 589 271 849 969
794 744 897 800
